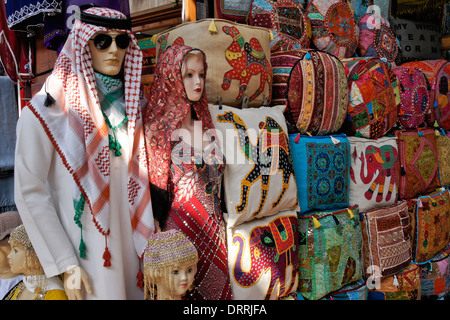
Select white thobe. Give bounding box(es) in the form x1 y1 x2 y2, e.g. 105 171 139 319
14 107 143 300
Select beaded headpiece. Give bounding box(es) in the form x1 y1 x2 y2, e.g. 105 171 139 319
8 224 44 274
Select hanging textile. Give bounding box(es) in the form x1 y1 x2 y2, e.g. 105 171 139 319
5 0 63 32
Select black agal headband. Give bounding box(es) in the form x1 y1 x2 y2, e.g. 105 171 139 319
77 4 132 30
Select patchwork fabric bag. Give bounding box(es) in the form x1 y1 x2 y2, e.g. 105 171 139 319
249 0 311 53
305 0 359 59
215 0 253 22
348 136 399 213
321 279 367 300
340 57 400 139
358 13 399 62
408 189 450 264
420 245 450 300
395 128 440 200
289 133 350 214
436 132 450 187
154 19 272 108
209 104 299 228
227 210 299 300
393 66 434 129
360 201 412 279
367 263 421 300
402 60 450 131
297 205 362 300
270 49 348 135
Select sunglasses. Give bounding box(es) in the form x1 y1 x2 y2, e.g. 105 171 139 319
89 33 131 50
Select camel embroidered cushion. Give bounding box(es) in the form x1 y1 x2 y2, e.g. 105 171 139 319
209 104 299 228
393 66 434 129
271 49 348 135
227 210 299 300
348 136 400 212
408 189 450 264
289 133 350 214
305 0 359 59
155 19 272 108
420 246 450 300
297 205 362 300
394 128 440 200
340 57 400 139
436 133 450 187
249 0 311 53
360 201 412 279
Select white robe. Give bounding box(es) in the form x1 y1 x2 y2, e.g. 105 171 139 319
14 107 143 300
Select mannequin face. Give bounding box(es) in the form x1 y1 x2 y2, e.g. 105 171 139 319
169 263 197 299
0 244 13 277
88 30 128 76
182 53 205 102
7 244 26 275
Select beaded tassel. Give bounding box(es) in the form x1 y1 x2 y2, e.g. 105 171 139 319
73 193 87 258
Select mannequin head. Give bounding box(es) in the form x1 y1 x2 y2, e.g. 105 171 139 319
143 230 198 300
0 211 22 279
181 50 205 102
88 30 129 76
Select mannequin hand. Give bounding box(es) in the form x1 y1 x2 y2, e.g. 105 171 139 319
63 265 93 300
154 219 162 233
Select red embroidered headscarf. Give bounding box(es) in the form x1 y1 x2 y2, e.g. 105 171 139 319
144 45 216 191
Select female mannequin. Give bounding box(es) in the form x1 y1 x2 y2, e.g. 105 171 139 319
5 224 67 300
14 6 154 300
144 45 232 300
143 229 198 300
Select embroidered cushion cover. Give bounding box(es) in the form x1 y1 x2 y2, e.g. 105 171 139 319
249 0 311 53
360 201 412 279
348 136 399 213
340 57 400 139
394 128 440 200
321 279 367 300
393 66 433 129
227 210 299 300
155 19 272 108
407 189 450 264
420 245 450 300
297 205 362 300
358 13 399 62
215 0 253 22
367 263 421 300
289 133 350 214
271 49 348 135
402 60 450 131
305 0 359 59
436 133 450 187
209 104 299 228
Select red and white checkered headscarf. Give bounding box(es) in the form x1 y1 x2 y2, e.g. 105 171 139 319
27 7 154 261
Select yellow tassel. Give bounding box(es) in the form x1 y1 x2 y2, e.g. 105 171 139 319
306 132 312 136
269 31 274 42
347 208 354 219
208 20 217 34
151 34 159 45
312 217 321 229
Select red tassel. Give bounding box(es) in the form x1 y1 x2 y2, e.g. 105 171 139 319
136 257 144 288
103 247 111 267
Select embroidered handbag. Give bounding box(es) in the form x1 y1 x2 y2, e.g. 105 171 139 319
248 0 311 53
394 128 440 200
297 205 362 300
271 49 348 135
340 57 400 139
436 132 450 187
367 263 421 300
215 0 253 22
154 19 272 108
401 60 450 131
420 245 450 300
321 279 367 300
360 201 412 279
393 66 434 129
348 136 399 212
209 104 299 228
358 13 399 62
407 189 450 264
289 133 350 214
305 0 359 59
227 210 299 300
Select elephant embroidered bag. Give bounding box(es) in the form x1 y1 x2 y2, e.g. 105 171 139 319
408 189 450 264
347 136 399 212
360 201 412 279
289 133 350 214
393 66 434 129
297 205 363 300
227 210 299 300
209 104 299 228
305 0 359 59
402 60 450 131
420 245 450 300
340 57 400 139
321 279 367 300
395 128 440 200
248 0 311 53
436 132 450 187
154 19 272 108
367 263 421 300
271 49 348 135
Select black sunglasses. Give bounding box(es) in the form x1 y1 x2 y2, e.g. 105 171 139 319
89 33 131 50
